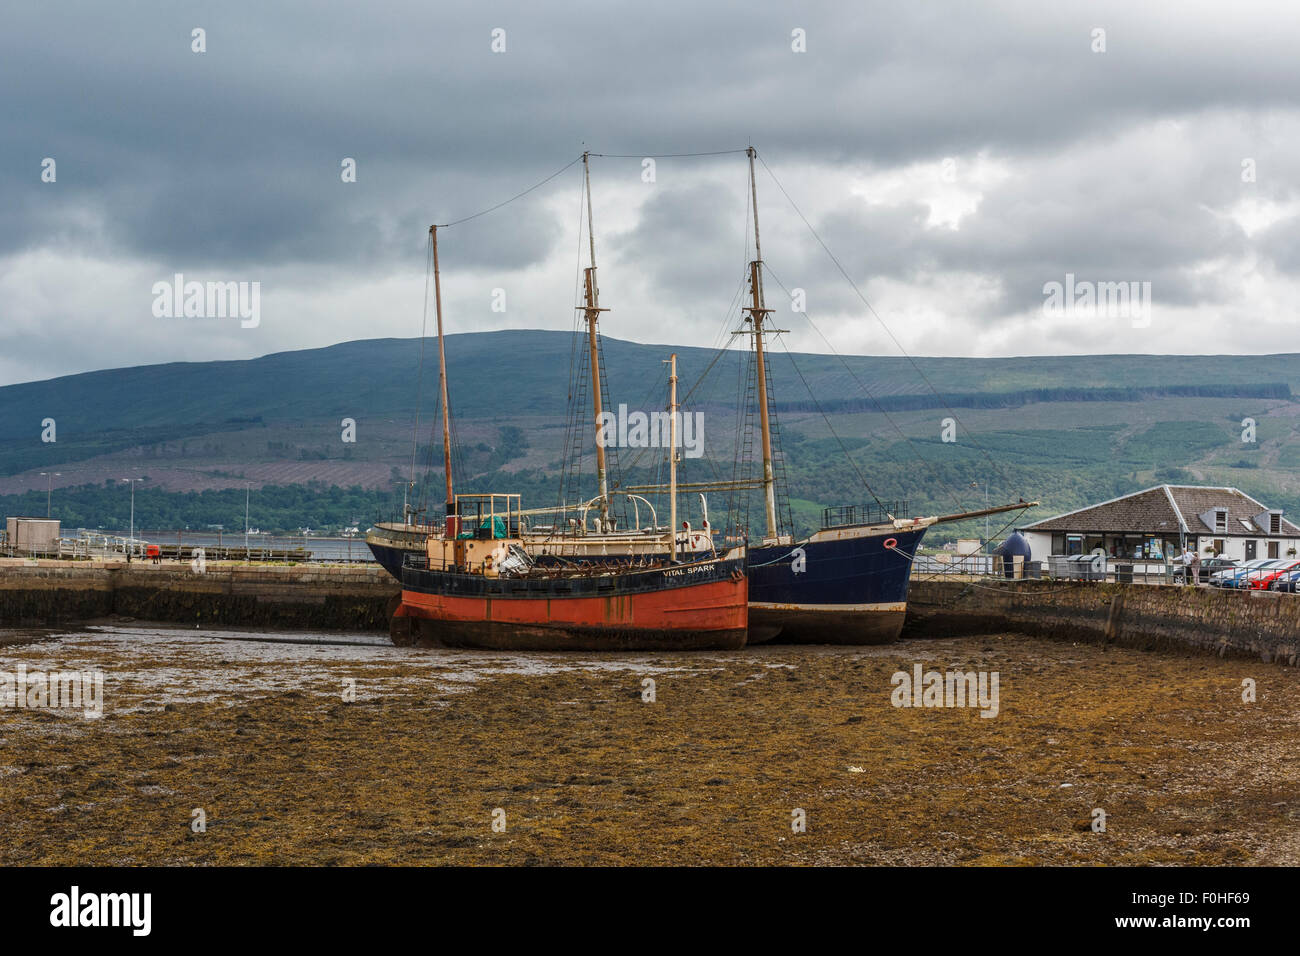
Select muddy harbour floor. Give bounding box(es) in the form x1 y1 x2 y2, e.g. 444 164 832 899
1 623 1296 865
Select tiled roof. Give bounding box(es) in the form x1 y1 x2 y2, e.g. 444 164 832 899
1021 485 1299 536
1166 485 1300 535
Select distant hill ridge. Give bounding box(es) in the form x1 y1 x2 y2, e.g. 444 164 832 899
773 383 1293 415
4 331 1300 537
4 330 1299 443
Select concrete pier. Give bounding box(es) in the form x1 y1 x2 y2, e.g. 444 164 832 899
905 578 1300 666
0 559 398 631
6 558 1298 661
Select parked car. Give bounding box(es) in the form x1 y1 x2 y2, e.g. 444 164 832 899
1270 567 1300 592
1175 556 1236 584
1245 558 1300 590
1221 559 1288 589
1207 560 1253 586
1210 558 1274 588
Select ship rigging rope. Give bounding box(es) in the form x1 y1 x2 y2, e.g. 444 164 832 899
406 147 738 527
411 146 1029 538
609 330 740 483
435 155 584 228
587 148 751 159
608 266 752 482
556 165 590 516
605 157 755 487
434 148 751 229
760 263 967 516
407 237 433 508
754 152 1020 500
772 335 891 516
911 510 1034 583
614 197 753 481
611 172 772 540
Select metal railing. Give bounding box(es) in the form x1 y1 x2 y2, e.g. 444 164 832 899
912 554 995 576
822 500 909 529
2 535 373 564
911 553 1193 586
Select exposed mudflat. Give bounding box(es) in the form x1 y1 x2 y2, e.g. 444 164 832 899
1 624 1296 865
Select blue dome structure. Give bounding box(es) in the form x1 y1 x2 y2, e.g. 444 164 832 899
994 531 1032 578
995 531 1032 560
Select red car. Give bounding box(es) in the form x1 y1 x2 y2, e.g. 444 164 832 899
1246 558 1300 590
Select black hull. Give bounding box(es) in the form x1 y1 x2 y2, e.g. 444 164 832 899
747 525 928 644
366 523 433 580
746 605 908 645
367 540 408 579
368 537 677 583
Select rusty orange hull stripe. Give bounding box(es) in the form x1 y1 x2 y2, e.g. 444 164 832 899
396 577 747 632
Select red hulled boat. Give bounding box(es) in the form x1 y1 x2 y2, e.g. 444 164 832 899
384 224 748 650
390 494 747 650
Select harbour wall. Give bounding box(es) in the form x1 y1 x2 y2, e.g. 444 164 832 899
905 578 1300 666
0 560 398 631
7 560 1298 661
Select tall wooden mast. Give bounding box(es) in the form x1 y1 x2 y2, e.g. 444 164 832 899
430 224 455 537
667 353 679 561
744 146 782 543
581 151 611 522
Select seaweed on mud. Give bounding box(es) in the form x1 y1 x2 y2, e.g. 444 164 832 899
0 628 1296 865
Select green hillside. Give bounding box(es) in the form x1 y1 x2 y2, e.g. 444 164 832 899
2 331 1298 540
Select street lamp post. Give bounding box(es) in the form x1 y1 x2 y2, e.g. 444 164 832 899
39 472 61 518
121 478 143 557
245 483 251 564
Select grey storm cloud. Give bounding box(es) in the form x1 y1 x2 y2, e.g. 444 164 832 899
813 163 1253 321
1260 213 1300 274
4 1 1296 260
3 0 1300 383
607 178 753 310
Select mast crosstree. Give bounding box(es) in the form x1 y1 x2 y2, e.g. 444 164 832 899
430 224 455 535
732 146 789 545
581 151 611 523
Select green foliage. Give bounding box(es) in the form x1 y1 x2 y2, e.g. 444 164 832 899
1153 467 1195 483
1118 421 1231 468
6 332 1300 544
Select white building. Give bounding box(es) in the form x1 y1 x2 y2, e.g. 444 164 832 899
1019 485 1300 563
4 516 61 555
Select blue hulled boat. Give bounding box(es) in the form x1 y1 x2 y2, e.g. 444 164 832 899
746 515 933 644
731 147 937 643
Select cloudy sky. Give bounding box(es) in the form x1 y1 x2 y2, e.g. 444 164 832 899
3 0 1299 386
